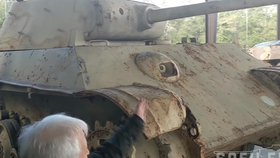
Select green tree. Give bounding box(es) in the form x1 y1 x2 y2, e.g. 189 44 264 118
164 5 277 48
217 5 277 49
0 0 5 27
163 16 206 43
245 6 277 47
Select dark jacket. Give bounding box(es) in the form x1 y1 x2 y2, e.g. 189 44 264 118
88 114 144 158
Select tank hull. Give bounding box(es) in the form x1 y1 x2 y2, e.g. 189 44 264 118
0 43 280 157
248 41 280 66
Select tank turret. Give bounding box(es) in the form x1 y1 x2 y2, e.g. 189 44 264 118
0 0 278 50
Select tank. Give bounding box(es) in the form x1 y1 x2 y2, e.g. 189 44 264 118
0 0 280 157
248 40 280 66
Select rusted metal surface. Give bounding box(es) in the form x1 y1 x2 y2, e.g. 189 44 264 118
75 43 280 156
155 130 203 158
91 85 186 140
2 0 280 156
252 129 280 150
250 67 280 97
135 52 180 82
0 47 84 93
1 43 280 157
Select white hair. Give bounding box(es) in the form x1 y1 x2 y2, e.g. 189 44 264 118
18 113 88 158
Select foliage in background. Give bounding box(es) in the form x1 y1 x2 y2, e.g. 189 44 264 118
0 0 5 27
166 5 277 49
162 16 206 44
217 6 277 49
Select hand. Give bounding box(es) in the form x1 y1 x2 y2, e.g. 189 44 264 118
135 98 148 122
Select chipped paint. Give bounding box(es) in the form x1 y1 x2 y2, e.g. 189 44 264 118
0 0 165 51
86 85 186 139
135 52 180 82
261 96 276 106
0 43 280 157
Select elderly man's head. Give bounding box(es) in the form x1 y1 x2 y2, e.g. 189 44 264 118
18 114 90 158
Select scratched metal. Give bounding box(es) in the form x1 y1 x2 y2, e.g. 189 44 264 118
155 131 197 158
250 67 280 97
91 85 186 139
0 48 186 141
0 47 84 93
0 0 165 51
1 0 280 156
75 43 280 156
135 52 180 82
0 43 280 157
252 128 280 150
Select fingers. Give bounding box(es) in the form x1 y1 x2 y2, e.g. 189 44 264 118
135 98 148 122
138 98 147 105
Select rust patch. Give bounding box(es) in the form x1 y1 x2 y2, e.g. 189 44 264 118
183 45 206 64
259 109 273 119
241 118 274 132
135 52 180 82
207 136 227 144
250 68 280 97
123 62 129 70
104 13 112 20
129 53 137 59
232 127 244 137
178 63 196 77
219 57 236 69
207 43 218 51
247 86 265 94
84 85 186 139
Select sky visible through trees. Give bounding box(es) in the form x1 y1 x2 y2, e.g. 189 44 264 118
0 0 277 50
164 5 277 50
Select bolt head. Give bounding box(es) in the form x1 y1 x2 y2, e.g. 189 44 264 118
182 125 188 131
190 128 197 136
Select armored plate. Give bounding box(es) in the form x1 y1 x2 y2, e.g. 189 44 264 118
0 43 280 157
